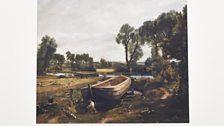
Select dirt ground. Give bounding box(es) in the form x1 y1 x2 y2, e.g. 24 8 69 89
37 75 101 92
36 76 189 123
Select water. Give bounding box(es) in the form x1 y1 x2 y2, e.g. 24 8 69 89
130 75 154 79
46 72 154 79
100 74 154 79
46 72 74 77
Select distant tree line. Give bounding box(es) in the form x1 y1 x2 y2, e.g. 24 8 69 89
37 36 115 74
65 51 95 71
99 58 112 68
37 35 96 74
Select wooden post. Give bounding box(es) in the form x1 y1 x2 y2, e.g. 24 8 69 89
88 84 94 99
69 89 73 100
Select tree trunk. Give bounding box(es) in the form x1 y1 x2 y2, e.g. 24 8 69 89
129 41 139 64
152 35 160 57
125 45 130 72
154 42 159 57
162 48 168 59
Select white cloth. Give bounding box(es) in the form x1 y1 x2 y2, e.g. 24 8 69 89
88 100 95 109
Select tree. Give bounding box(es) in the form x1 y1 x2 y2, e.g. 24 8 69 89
138 9 183 81
82 53 90 64
145 57 153 66
139 5 188 104
73 53 95 71
166 5 188 99
37 35 57 74
100 58 108 68
116 24 143 72
66 51 71 61
139 11 177 58
108 62 112 67
52 53 65 69
88 57 94 66
75 54 82 67
152 6 188 97
75 53 94 67
129 39 143 65
66 51 75 68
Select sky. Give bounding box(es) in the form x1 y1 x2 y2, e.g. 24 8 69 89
38 0 186 62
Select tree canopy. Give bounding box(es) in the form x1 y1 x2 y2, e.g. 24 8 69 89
139 5 188 101
37 35 57 74
116 24 143 71
66 51 75 68
139 10 177 59
52 53 65 69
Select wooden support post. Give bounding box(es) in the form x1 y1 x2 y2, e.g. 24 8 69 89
69 89 73 100
88 84 94 100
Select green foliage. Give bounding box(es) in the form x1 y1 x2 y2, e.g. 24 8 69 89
162 10 187 61
100 58 112 68
75 54 82 66
66 51 71 60
114 64 128 72
139 10 177 58
116 24 143 71
145 57 153 66
66 51 75 68
139 5 188 98
37 35 57 74
75 53 93 67
148 56 180 92
78 65 96 72
65 52 94 70
100 58 107 68
71 89 82 102
128 32 144 65
116 24 135 45
51 53 65 70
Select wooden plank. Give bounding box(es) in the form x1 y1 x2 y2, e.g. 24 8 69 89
88 84 94 99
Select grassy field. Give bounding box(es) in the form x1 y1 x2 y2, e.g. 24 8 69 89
37 75 102 105
96 68 115 73
37 75 101 93
37 75 104 123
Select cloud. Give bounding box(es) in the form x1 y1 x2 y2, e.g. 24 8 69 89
38 0 186 61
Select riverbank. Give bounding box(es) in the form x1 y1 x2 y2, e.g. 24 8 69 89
36 75 188 123
37 75 101 92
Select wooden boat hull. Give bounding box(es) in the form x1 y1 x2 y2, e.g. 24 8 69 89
81 76 131 100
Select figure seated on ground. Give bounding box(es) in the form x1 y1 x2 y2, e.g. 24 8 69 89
87 99 97 113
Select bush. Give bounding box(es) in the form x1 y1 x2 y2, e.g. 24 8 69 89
131 65 148 73
114 65 128 72
79 66 96 72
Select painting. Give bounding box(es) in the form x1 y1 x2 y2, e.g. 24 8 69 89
37 0 189 123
